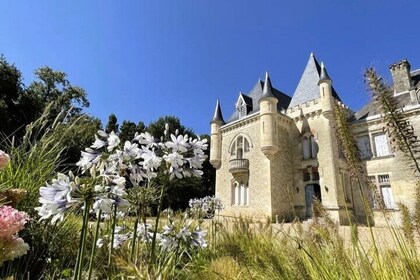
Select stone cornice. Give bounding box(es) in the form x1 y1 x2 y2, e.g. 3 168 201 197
351 104 420 128
220 112 260 133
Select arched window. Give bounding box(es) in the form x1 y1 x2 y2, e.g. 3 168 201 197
230 135 252 157
231 181 249 205
302 134 317 159
303 136 310 159
310 135 317 158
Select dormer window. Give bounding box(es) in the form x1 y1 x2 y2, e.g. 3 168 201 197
236 94 252 119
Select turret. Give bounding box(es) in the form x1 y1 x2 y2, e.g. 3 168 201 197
318 62 333 116
259 71 279 157
210 99 225 169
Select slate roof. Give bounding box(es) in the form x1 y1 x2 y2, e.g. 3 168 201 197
211 99 225 124
227 79 291 123
354 68 420 120
288 54 340 109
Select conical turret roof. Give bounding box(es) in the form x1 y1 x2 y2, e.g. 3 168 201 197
318 62 332 84
211 99 225 124
261 71 275 99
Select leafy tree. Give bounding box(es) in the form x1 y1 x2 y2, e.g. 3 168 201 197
0 56 90 139
147 116 194 140
105 114 119 134
25 66 89 122
0 55 26 136
119 120 146 143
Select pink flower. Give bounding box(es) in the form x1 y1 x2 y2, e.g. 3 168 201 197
0 150 10 170
0 206 30 238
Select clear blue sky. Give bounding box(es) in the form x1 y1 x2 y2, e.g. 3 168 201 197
1 1 419 135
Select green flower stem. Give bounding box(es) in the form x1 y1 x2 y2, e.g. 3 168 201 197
87 209 102 280
149 184 165 271
130 208 140 261
108 204 118 267
73 201 89 280
74 200 91 280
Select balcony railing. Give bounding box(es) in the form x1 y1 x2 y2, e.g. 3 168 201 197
229 159 249 176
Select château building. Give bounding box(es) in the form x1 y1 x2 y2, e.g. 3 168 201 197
209 54 420 225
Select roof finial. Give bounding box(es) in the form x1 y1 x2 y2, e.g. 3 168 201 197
318 61 332 85
261 71 275 98
211 99 225 124
310 52 314 57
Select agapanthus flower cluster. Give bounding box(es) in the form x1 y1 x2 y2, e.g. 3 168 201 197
0 206 30 264
95 217 207 252
159 218 207 250
189 196 223 219
36 127 208 224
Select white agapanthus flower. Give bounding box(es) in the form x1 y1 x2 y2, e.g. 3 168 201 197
166 134 189 153
91 135 106 149
35 173 74 223
107 131 120 152
140 147 162 171
163 152 184 168
134 132 156 147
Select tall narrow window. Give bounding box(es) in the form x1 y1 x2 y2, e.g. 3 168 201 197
310 135 317 158
374 134 391 157
357 135 373 159
240 183 249 205
369 174 395 209
232 181 249 205
302 136 310 159
232 182 239 205
378 174 394 209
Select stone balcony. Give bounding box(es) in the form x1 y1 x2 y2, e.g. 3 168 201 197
229 158 249 181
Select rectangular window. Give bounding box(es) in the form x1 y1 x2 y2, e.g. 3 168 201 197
373 134 391 157
369 174 395 209
357 135 373 159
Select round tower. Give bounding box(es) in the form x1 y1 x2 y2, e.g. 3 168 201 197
318 62 333 116
210 99 225 169
259 71 279 157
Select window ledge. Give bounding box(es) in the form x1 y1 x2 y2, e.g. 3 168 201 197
362 155 394 161
372 208 399 212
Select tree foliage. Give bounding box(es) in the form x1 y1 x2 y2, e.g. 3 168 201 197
105 114 119 134
147 116 194 140
0 55 90 139
119 120 146 143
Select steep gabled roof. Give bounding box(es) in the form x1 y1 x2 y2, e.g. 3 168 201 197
227 78 291 123
288 53 340 109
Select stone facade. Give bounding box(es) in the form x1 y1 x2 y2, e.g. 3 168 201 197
210 54 420 225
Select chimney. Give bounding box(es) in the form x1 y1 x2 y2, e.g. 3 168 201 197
389 59 412 94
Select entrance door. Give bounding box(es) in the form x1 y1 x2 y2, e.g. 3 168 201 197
305 185 314 217
305 184 321 218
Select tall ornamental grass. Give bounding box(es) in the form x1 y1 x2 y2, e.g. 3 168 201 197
0 106 89 279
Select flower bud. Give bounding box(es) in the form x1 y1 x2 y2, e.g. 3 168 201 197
0 150 10 170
